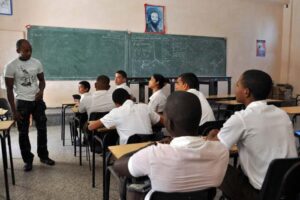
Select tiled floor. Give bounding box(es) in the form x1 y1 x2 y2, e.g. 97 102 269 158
0 125 119 200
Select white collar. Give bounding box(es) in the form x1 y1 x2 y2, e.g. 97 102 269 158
246 100 267 109
149 89 163 101
170 136 205 148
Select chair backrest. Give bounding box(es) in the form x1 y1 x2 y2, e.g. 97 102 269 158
0 98 12 119
89 112 109 121
150 188 216 200
198 120 225 136
259 157 300 200
127 132 164 144
72 94 81 101
278 162 300 200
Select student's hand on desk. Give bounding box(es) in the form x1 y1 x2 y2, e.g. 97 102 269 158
157 136 173 144
206 129 220 141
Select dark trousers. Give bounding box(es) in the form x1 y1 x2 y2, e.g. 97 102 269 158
16 99 49 163
219 165 260 200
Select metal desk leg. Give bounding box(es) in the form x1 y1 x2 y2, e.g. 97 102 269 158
61 105 64 141
1 137 10 200
92 136 96 188
7 130 15 185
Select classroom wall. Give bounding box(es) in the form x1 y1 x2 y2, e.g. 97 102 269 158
280 0 300 95
0 0 285 107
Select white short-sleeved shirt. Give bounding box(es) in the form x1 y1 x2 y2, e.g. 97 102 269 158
100 100 160 144
148 89 167 113
89 90 115 114
4 57 43 101
116 83 133 96
78 93 92 116
187 89 215 125
128 136 229 200
218 100 298 189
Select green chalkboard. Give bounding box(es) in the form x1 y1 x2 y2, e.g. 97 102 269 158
28 26 226 80
128 33 226 77
28 26 128 80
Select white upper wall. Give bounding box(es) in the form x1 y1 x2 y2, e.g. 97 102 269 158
0 0 284 107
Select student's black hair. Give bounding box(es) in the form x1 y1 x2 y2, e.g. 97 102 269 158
79 81 91 92
165 91 201 136
16 39 30 49
112 88 130 105
179 73 199 90
116 70 127 79
241 69 273 100
96 75 110 86
152 74 167 89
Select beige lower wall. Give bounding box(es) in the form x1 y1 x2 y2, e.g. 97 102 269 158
0 0 285 107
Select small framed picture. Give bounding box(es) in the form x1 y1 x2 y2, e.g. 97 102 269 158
145 4 165 34
256 40 266 57
0 0 13 15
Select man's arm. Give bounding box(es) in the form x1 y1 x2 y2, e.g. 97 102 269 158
36 72 46 101
113 153 133 177
206 129 220 141
88 120 104 131
5 77 22 121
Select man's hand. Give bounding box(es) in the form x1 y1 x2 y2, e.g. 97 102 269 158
35 91 44 101
88 120 101 131
158 136 173 144
13 111 23 121
206 129 220 141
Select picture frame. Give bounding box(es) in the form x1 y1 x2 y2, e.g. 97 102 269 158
145 4 165 34
256 40 266 57
0 0 13 15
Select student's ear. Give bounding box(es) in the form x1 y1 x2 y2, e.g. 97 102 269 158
183 83 189 91
244 88 251 98
16 48 20 54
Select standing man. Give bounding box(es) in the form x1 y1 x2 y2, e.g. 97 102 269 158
4 39 55 172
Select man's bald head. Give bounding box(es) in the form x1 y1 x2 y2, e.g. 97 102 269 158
164 91 201 137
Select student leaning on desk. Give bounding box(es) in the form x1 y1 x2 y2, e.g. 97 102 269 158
207 69 298 200
88 88 163 145
113 91 229 200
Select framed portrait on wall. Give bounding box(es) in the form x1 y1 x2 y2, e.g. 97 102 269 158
145 4 165 34
0 0 12 15
256 40 266 57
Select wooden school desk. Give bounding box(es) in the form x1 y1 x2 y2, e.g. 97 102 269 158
0 120 15 200
206 94 236 101
280 106 300 124
61 102 76 146
91 126 117 197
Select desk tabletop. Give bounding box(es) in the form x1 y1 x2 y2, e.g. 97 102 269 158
206 94 236 100
0 120 15 131
281 106 300 115
108 142 152 159
71 106 79 113
215 99 283 106
108 141 238 159
62 102 76 106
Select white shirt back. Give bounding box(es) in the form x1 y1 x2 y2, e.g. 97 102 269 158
100 100 160 144
78 92 92 116
89 90 115 114
128 136 229 200
4 57 43 101
218 100 297 189
187 89 215 125
148 89 167 113
116 83 133 96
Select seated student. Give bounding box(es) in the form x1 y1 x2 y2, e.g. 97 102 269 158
113 91 229 200
89 75 115 116
78 81 91 102
175 72 215 125
207 69 298 200
148 74 167 114
114 70 136 101
88 88 162 144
